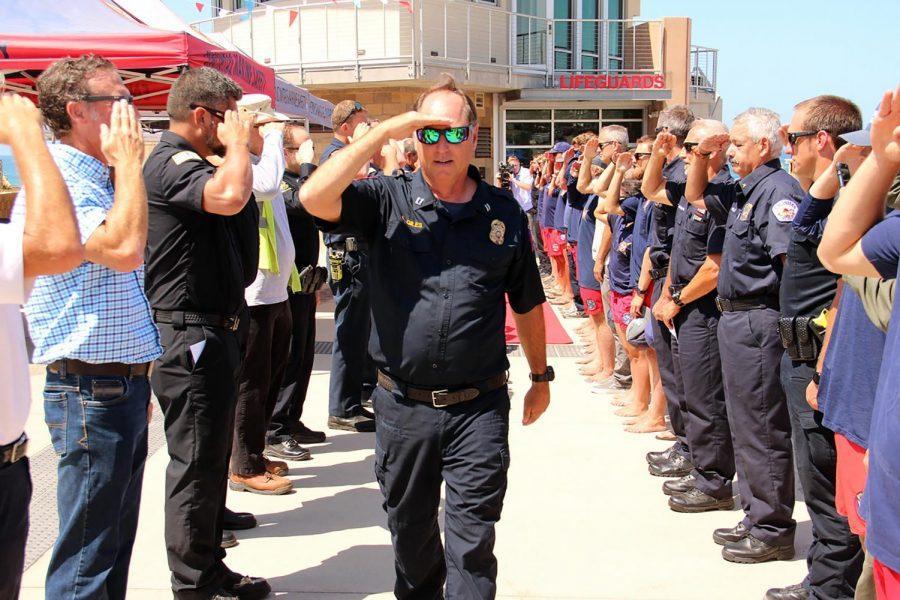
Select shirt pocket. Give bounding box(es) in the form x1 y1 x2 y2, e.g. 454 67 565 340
467 242 513 296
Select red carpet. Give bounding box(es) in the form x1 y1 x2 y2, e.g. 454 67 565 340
504 300 573 345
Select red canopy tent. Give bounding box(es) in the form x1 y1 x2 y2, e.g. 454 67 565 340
0 0 275 110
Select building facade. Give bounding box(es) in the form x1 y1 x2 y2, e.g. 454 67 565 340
194 0 721 175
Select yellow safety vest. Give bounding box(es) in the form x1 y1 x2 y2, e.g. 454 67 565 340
258 199 302 293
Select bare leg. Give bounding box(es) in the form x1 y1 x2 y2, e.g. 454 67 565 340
588 311 615 380
614 323 651 417
625 348 668 433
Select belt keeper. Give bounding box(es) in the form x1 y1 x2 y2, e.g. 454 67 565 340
58 359 68 378
171 311 186 330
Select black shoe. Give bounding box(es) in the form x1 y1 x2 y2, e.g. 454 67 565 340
648 453 692 478
722 534 794 564
223 507 257 531
662 474 696 496
293 422 326 444
765 583 809 600
361 398 374 410
220 530 238 549
223 572 272 600
646 445 676 466
713 522 750 546
265 438 312 462
669 488 734 513
211 589 239 600
328 413 375 432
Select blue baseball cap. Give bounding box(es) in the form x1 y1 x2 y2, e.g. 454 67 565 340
550 141 572 154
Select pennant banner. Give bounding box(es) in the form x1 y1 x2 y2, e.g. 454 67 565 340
195 2 204 13
399 0 413 13
288 9 299 26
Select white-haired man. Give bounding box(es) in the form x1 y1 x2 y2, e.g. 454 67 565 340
685 107 804 565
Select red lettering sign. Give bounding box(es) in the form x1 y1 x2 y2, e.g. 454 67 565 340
559 74 666 90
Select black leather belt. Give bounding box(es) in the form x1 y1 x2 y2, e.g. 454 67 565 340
715 296 779 313
0 434 28 466
377 371 508 408
48 359 150 378
153 310 240 332
650 267 668 280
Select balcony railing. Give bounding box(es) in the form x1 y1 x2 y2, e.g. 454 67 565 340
690 45 718 97
190 0 675 90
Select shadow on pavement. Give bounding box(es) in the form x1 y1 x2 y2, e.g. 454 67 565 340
293 456 376 489
237 487 388 540
266 543 394 598
305 432 376 456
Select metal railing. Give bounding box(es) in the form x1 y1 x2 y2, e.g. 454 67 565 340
690 45 718 96
189 1 671 89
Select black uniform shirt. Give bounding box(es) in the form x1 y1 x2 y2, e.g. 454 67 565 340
282 165 321 269
779 194 839 318
704 159 802 300
648 156 686 270
144 131 259 315
666 168 732 289
318 165 545 387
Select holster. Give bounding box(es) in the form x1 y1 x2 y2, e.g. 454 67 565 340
296 265 328 295
778 316 822 362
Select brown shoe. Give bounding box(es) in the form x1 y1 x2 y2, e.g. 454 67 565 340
264 458 289 476
229 472 292 495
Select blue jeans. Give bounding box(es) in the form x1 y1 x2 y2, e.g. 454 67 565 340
43 369 150 600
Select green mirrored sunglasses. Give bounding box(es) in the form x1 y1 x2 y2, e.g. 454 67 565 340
416 125 472 145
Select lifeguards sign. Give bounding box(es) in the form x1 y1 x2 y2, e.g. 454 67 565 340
559 74 666 90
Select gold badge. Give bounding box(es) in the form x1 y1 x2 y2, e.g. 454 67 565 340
489 219 506 245
740 202 754 221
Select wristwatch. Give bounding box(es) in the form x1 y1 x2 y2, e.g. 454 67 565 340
672 289 685 307
636 286 648 297
530 366 555 383
812 371 821 385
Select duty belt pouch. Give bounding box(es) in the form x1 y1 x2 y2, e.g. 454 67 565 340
328 248 344 282
778 316 821 362
777 317 796 357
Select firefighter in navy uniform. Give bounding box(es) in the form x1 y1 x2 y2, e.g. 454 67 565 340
143 68 270 599
299 75 551 600
686 108 802 565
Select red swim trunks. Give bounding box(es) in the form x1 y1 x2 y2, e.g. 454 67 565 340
874 560 900 600
834 433 868 537
545 228 566 257
609 290 636 327
581 288 604 315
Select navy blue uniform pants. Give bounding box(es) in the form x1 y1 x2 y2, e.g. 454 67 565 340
780 353 863 599
374 385 510 600
0 457 31 600
673 294 734 498
329 248 377 418
718 308 796 545
268 292 318 443
526 208 551 276
649 276 689 458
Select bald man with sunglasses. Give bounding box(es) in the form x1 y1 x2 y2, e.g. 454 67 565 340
301 74 550 600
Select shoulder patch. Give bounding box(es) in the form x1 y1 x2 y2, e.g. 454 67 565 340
772 199 799 223
171 150 202 165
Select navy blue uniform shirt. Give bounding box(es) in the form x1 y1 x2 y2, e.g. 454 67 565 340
565 171 588 243
703 159 803 299
666 169 730 290
576 195 602 291
318 137 350 245
543 186 559 229
318 165 545 387
607 195 640 294
553 188 568 231
648 156 686 270
629 197 654 288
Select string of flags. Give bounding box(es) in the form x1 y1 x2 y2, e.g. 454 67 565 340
197 0 413 20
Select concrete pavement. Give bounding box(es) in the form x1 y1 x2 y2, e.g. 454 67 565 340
18 298 809 599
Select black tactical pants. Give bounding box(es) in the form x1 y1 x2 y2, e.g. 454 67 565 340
0 457 30 600
650 276 689 458
374 385 510 600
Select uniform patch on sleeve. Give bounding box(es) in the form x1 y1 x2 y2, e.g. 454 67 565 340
772 199 799 223
171 150 202 165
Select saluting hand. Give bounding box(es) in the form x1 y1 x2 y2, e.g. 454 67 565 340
697 133 731 156
652 131 676 158
216 110 251 150
871 84 900 168
0 93 42 145
615 152 635 173
522 382 550 426
832 143 870 176
351 121 372 142
297 138 315 165
100 99 144 168
583 137 599 159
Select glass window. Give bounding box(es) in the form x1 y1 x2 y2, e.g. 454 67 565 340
515 0 546 65
582 56 598 72
602 109 643 120
581 0 598 54
609 57 623 72
555 121 599 141
607 0 622 19
506 109 552 121
603 120 643 144
506 122 552 146
555 52 573 70
555 109 599 120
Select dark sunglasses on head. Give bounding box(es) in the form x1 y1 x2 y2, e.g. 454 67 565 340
82 94 133 105
786 130 818 146
189 103 226 121
415 125 473 145
339 101 366 126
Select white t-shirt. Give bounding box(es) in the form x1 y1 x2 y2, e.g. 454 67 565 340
245 130 295 307
0 222 32 445
510 167 534 212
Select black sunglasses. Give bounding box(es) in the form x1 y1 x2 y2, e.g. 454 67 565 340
82 94 133 105
683 141 700 153
415 125 473 145
189 103 226 121
339 101 366 126
599 141 618 149
634 152 651 159
786 130 818 146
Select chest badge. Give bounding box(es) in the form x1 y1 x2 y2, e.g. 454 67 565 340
740 202 754 222
489 219 506 245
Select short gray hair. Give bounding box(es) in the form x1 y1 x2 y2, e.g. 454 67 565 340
599 124 628 146
657 105 696 138
167 67 243 122
733 107 783 157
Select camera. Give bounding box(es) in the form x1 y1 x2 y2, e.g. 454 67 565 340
497 162 512 190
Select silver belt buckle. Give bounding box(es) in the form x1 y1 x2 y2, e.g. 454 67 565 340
6 436 27 464
431 389 450 408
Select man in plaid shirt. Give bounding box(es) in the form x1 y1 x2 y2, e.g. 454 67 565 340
12 55 160 600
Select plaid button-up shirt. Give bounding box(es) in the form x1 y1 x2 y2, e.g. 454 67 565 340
12 143 161 364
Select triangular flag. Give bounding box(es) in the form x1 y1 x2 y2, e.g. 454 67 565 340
288 9 298 26
399 0 413 13
195 2 204 13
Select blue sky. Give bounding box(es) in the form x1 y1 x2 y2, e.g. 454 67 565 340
640 0 900 123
